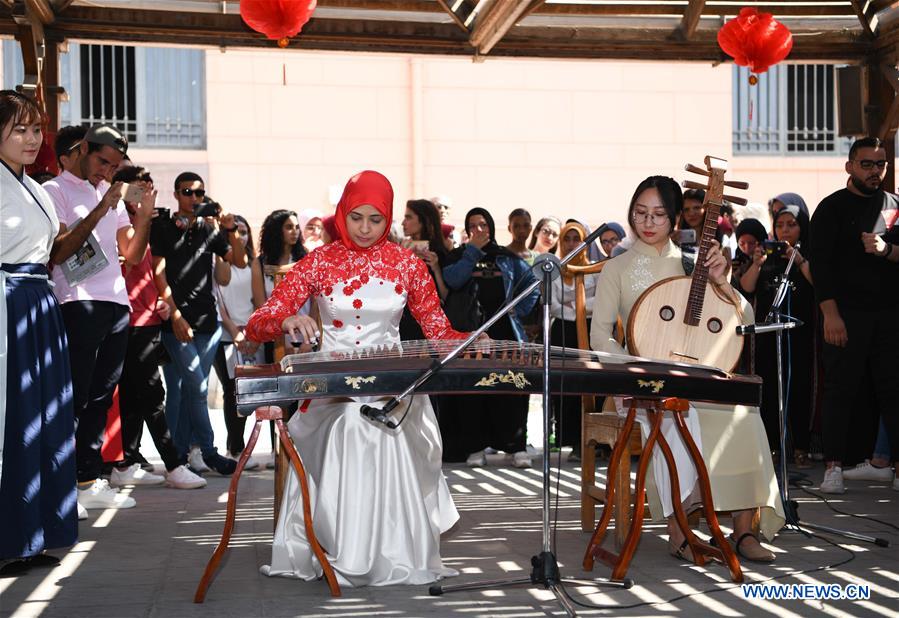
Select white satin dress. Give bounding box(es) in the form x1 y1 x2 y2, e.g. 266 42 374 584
248 240 463 586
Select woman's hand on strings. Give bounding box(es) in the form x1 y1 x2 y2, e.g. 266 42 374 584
282 314 320 347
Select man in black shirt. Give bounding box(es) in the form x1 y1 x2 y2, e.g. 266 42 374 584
809 137 899 494
151 171 247 475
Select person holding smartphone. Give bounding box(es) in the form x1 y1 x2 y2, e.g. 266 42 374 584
149 171 247 477
400 199 448 340
737 204 817 467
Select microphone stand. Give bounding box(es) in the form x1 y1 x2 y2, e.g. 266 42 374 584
749 245 887 547
370 223 632 617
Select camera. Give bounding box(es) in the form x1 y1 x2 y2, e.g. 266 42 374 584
153 207 170 219
194 197 221 218
761 240 788 257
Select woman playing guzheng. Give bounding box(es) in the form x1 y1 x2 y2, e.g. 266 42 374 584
589 176 784 564
245 170 470 586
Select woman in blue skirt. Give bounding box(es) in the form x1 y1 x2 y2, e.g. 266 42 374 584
0 90 77 576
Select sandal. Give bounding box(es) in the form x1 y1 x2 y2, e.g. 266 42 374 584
669 538 693 562
732 532 775 563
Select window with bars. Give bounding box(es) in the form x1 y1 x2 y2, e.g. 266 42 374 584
732 63 851 156
2 39 205 149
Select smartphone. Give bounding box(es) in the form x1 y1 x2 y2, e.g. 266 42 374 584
403 239 429 253
123 183 145 204
761 240 788 257
674 229 696 245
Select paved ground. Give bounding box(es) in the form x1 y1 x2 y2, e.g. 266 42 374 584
2 410 897 618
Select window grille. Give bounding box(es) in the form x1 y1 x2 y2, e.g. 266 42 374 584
733 63 850 156
2 39 205 149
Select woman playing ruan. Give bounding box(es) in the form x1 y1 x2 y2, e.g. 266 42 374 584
0 90 77 574
246 170 470 586
590 176 784 563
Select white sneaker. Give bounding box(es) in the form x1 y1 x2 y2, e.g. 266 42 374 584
819 466 845 494
165 465 207 490
188 447 210 473
466 450 487 468
227 451 261 471
77 479 136 509
110 463 165 487
841 460 894 482
77 501 88 521
511 450 532 469
893 476 899 492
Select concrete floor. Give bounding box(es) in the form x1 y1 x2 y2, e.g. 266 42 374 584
2 413 897 618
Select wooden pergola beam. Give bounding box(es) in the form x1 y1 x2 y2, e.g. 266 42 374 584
0 4 871 61
24 0 53 24
434 0 471 34
850 0 877 37
672 0 707 40
470 0 537 55
49 0 74 12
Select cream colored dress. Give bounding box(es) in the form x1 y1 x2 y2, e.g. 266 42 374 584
589 239 785 541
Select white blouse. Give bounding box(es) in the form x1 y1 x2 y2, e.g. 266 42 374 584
549 272 598 321
0 164 59 265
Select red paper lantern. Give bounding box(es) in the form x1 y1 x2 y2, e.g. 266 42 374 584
240 0 317 48
718 7 793 75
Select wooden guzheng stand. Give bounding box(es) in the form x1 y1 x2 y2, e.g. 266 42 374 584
582 397 743 583
195 338 762 601
194 264 342 603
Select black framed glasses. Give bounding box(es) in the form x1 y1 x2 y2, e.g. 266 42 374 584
180 188 206 197
854 159 888 170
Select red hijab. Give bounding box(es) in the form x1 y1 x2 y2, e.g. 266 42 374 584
334 170 394 251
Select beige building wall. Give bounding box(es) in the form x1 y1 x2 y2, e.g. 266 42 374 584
123 49 847 242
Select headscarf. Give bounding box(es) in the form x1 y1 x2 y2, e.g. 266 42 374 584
297 208 324 235
735 218 767 244
560 221 588 285
464 207 515 258
322 215 339 244
566 218 604 262
733 217 768 262
772 204 810 248
770 192 809 217
605 221 627 241
334 170 394 251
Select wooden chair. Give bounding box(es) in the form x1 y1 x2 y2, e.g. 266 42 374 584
562 260 645 546
263 264 294 524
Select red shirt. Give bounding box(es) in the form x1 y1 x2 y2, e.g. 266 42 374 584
124 249 162 327
441 222 454 239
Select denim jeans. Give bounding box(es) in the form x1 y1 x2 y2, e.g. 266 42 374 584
874 417 890 461
161 326 222 458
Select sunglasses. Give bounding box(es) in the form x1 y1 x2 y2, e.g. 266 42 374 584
854 159 888 170
179 188 206 197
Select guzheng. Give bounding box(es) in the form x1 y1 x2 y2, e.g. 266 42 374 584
235 340 761 415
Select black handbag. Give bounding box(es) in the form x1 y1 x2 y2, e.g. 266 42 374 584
443 278 484 331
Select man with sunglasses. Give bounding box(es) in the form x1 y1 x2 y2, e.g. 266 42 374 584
809 136 899 495
149 172 247 477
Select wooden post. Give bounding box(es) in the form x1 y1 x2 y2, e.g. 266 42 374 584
866 59 899 193
42 38 60 132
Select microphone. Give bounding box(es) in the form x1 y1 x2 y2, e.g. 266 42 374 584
736 320 803 335
360 398 400 429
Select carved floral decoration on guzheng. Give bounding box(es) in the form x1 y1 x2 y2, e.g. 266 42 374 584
345 376 377 390
474 371 532 390
637 379 665 394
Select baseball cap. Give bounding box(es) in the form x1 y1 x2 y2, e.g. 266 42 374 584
85 124 128 155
